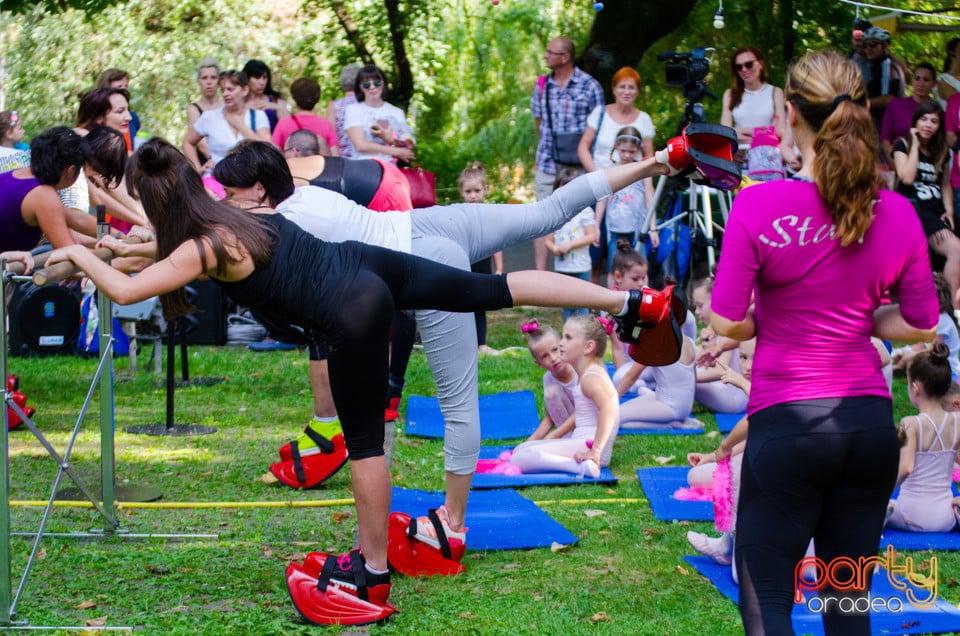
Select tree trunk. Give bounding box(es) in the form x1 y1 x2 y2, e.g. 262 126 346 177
383 0 414 111
581 0 699 94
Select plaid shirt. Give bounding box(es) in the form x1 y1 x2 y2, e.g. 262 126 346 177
531 67 604 175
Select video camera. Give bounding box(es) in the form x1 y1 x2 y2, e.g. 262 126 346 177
659 47 712 88
657 47 717 126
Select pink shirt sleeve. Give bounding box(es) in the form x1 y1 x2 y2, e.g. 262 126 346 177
947 93 960 134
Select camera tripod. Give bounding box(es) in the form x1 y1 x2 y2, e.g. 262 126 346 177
647 79 731 276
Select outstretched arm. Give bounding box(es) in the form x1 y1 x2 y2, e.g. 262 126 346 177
44 239 209 306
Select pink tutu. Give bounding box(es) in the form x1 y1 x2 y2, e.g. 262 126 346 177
474 450 521 475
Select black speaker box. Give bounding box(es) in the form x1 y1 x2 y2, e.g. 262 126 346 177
8 281 83 357
179 279 227 345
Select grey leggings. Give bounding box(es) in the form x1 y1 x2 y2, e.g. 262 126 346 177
409 170 611 473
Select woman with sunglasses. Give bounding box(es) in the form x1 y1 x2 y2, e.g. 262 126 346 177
183 70 271 175
344 65 415 164
720 47 787 144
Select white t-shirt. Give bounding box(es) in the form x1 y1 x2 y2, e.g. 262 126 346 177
606 180 650 234
193 107 270 167
585 107 656 170
344 101 414 163
276 185 413 254
552 207 595 274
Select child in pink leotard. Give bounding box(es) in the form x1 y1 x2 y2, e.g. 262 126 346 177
511 315 620 477
887 343 960 532
522 321 579 441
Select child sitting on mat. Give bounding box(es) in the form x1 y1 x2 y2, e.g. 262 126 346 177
618 317 702 431
522 321 578 441
607 247 697 398
510 315 619 478
687 337 755 489
886 342 960 532
691 276 749 415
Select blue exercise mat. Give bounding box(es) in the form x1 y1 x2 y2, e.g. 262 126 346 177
880 527 960 551
389 487 577 551
471 445 618 490
714 412 745 434
619 419 704 436
637 466 713 521
685 555 960 635
404 391 539 439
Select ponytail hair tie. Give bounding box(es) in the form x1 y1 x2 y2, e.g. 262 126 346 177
521 321 539 334
831 93 852 108
596 316 614 335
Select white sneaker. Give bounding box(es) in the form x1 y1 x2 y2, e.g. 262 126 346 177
581 459 601 479
687 531 732 565
414 505 467 550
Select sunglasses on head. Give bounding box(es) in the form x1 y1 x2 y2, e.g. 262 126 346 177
361 79 384 89
734 60 756 72
616 134 641 144
8 111 19 126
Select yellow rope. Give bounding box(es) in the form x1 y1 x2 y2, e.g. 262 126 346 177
7 496 647 509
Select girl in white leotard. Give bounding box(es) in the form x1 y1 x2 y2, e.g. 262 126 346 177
522 321 578 441
887 342 960 532
510 315 620 477
619 335 701 430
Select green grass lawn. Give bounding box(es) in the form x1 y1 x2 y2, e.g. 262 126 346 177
2 305 958 635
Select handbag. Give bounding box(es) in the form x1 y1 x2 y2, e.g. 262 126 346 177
399 163 437 208
545 83 583 166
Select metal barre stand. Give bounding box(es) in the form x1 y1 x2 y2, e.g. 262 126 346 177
123 318 219 437
0 214 217 630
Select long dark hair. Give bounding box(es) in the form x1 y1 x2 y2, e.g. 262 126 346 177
728 46 769 110
905 100 948 169
242 59 282 99
128 138 277 317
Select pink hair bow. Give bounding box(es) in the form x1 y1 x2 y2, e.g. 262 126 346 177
520 321 539 334
596 316 614 335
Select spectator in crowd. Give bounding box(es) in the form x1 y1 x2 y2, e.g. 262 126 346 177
847 18 872 82
344 64 415 164
0 110 25 157
272 77 339 155
185 58 222 169
531 36 604 270
183 70 270 173
863 26 906 142
325 63 361 159
242 59 290 132
881 62 936 166
96 68 141 143
936 37 960 106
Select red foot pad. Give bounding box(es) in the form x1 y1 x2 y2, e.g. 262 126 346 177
6 375 18 392
384 396 401 422
6 391 33 431
287 561 395 627
270 433 348 489
279 427 340 462
387 511 467 577
627 285 688 367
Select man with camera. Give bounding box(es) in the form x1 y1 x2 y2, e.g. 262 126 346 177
530 36 604 270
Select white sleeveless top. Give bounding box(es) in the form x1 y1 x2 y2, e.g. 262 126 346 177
731 83 775 130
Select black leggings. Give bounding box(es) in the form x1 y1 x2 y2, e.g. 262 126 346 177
324 243 513 460
735 397 899 636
